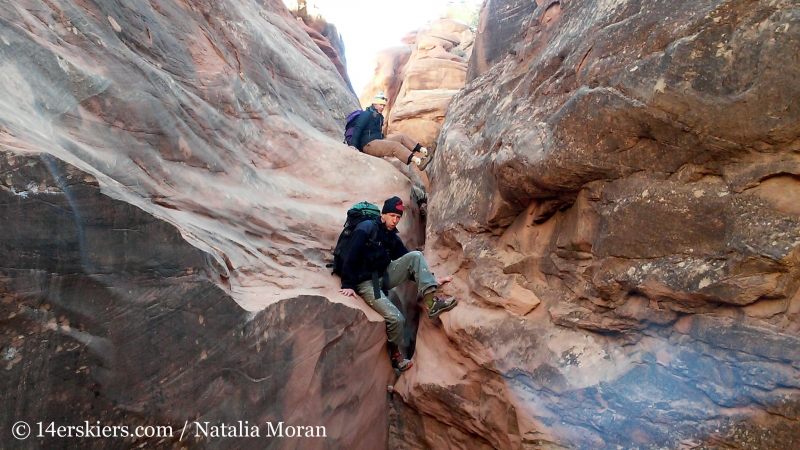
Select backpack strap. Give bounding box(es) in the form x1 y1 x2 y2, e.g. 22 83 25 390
371 270 382 300
367 219 379 246
370 268 390 300
365 220 388 299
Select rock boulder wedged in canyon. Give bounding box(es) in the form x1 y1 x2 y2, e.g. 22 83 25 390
0 1 422 449
396 0 800 448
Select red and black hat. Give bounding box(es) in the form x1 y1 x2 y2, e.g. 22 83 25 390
382 196 404 216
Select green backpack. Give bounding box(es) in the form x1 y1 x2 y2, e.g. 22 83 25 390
331 202 380 276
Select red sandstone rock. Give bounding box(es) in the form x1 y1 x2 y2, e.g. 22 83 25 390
385 19 473 148
359 45 413 115
286 1 356 94
395 0 800 448
4 0 799 448
0 1 421 449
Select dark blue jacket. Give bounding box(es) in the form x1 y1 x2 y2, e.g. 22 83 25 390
350 105 384 150
340 218 408 290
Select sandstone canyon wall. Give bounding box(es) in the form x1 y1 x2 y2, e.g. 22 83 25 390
359 42 413 122
0 0 422 449
394 0 800 449
284 0 356 94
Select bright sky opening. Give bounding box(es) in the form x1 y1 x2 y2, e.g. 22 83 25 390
283 0 481 96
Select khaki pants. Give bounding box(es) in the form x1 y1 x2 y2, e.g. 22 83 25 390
362 134 418 165
355 251 438 346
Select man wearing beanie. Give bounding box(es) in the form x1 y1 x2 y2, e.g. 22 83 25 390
349 92 433 170
339 196 458 372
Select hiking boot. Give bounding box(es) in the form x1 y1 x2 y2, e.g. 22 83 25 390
411 185 428 211
427 295 458 319
392 352 413 372
417 156 433 171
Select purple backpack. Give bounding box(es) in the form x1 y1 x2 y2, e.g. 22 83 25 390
343 109 363 146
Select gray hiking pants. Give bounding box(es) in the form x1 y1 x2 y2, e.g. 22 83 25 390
362 133 418 165
355 251 437 347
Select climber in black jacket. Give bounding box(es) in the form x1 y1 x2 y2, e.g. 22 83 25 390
339 196 458 372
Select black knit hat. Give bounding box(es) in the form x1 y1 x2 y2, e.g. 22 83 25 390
382 196 404 216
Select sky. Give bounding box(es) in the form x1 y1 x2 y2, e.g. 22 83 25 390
283 0 480 96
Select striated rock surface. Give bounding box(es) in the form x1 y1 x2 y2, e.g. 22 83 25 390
285 0 356 94
0 0 421 449
395 0 800 449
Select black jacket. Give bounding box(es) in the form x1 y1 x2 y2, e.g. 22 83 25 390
350 105 384 150
340 218 408 290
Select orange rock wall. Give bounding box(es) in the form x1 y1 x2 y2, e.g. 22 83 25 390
392 0 800 448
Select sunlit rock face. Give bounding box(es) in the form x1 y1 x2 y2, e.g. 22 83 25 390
394 0 800 448
0 1 420 449
360 19 475 148
359 44 414 118
284 0 355 94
